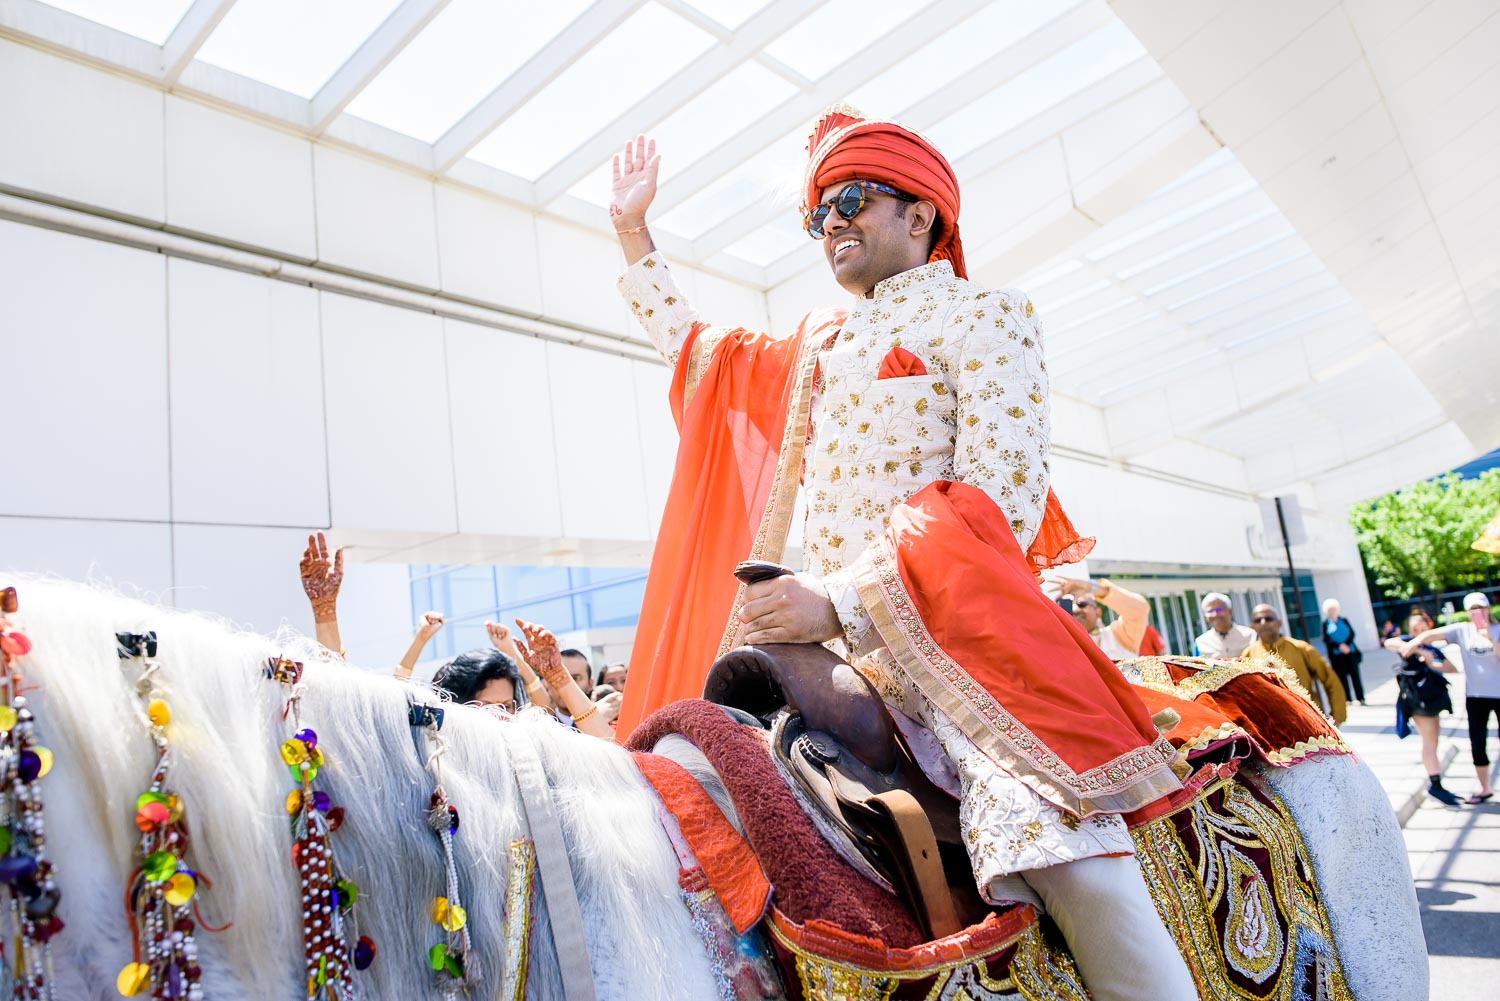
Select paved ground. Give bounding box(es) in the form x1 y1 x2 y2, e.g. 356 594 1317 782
1337 656 1499 998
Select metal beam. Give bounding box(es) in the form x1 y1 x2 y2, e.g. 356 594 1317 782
691 0 1119 261
161 0 237 83
431 0 644 174
647 0 994 220
310 0 450 133
533 0 825 205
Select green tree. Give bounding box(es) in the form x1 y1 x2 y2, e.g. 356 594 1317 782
1349 469 1500 598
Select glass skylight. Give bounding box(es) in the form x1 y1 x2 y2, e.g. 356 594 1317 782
679 0 778 31
721 215 808 268
845 0 1075 117
467 2 717 181
40 0 193 43
762 0 935 81
195 0 403 98
651 127 807 241
344 0 593 142
564 60 799 208
927 20 1147 160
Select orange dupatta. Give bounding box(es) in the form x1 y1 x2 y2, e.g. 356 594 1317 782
616 312 843 739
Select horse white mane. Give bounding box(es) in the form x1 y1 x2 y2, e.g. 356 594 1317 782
11 576 719 1000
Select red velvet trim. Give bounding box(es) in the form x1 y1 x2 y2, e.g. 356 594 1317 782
626 699 923 947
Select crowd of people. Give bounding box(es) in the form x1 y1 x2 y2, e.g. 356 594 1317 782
297 532 626 740
300 525 1499 812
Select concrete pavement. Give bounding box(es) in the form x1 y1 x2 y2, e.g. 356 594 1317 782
1335 656 1499 998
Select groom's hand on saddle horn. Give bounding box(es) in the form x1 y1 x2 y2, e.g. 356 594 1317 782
737 573 843 646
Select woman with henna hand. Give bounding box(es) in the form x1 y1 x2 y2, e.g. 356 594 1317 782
484 620 553 710
512 619 614 740
300 531 346 658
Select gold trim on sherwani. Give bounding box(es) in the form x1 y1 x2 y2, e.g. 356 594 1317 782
715 332 827 659
852 537 1182 816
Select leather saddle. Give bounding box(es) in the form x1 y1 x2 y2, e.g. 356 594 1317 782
704 640 990 939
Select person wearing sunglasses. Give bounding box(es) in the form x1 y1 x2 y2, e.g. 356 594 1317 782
1192 592 1257 658
1050 576 1153 660
1243 604 1347 725
609 109 1195 1001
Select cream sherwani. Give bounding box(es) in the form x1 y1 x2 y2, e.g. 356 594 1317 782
620 254 1134 892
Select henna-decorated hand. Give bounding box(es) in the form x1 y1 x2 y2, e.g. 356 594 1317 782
299 531 345 623
609 134 659 231
514 619 567 688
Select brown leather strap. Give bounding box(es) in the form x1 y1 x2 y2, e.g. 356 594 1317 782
868 790 961 940
826 763 961 941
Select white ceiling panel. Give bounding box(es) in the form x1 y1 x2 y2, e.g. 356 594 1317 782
9 0 1495 496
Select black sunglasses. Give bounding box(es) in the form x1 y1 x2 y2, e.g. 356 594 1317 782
803 181 916 239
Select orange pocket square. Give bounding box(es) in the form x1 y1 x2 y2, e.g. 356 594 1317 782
877 346 928 379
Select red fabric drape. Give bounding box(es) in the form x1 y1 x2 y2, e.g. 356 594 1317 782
615 315 838 738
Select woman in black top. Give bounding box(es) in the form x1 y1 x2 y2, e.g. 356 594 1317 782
1385 607 1461 805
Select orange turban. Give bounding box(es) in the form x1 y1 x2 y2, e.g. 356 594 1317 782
803 106 966 279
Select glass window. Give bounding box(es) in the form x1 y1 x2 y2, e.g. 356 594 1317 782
196 0 404 98
40 0 194 44
762 0 934 82
345 0 594 142
467 2 717 180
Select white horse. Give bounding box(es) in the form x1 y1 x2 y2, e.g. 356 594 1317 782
7 578 1427 1000
9 577 722 1000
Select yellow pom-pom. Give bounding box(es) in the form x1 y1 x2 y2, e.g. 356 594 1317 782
146 698 170 727
164 872 197 906
431 896 467 932
117 962 151 995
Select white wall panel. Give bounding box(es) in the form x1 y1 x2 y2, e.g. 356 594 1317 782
313 147 441 288
337 561 419 668
767 263 844 336
171 523 318 635
534 218 631 336
0 517 173 597
434 185 544 314
320 293 456 533
680 265 771 332
164 96 317 259
546 341 649 540
0 40 165 222
0 222 169 520
167 259 327 526
444 318 562 537
632 361 678 532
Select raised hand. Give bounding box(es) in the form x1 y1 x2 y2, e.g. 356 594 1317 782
514 618 567 689
299 531 344 623
486 620 515 653
610 135 659 231
416 611 444 640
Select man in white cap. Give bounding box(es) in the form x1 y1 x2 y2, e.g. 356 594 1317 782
1400 592 1500 804
1193 592 1256 659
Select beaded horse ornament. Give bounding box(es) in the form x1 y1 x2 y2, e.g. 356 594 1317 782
0 587 62 1000
116 631 224 1000
267 655 375 999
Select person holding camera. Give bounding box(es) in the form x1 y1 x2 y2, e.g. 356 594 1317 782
1397 593 1499 805
1386 606 1461 806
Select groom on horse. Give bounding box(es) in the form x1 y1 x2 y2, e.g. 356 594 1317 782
608 110 1198 1001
